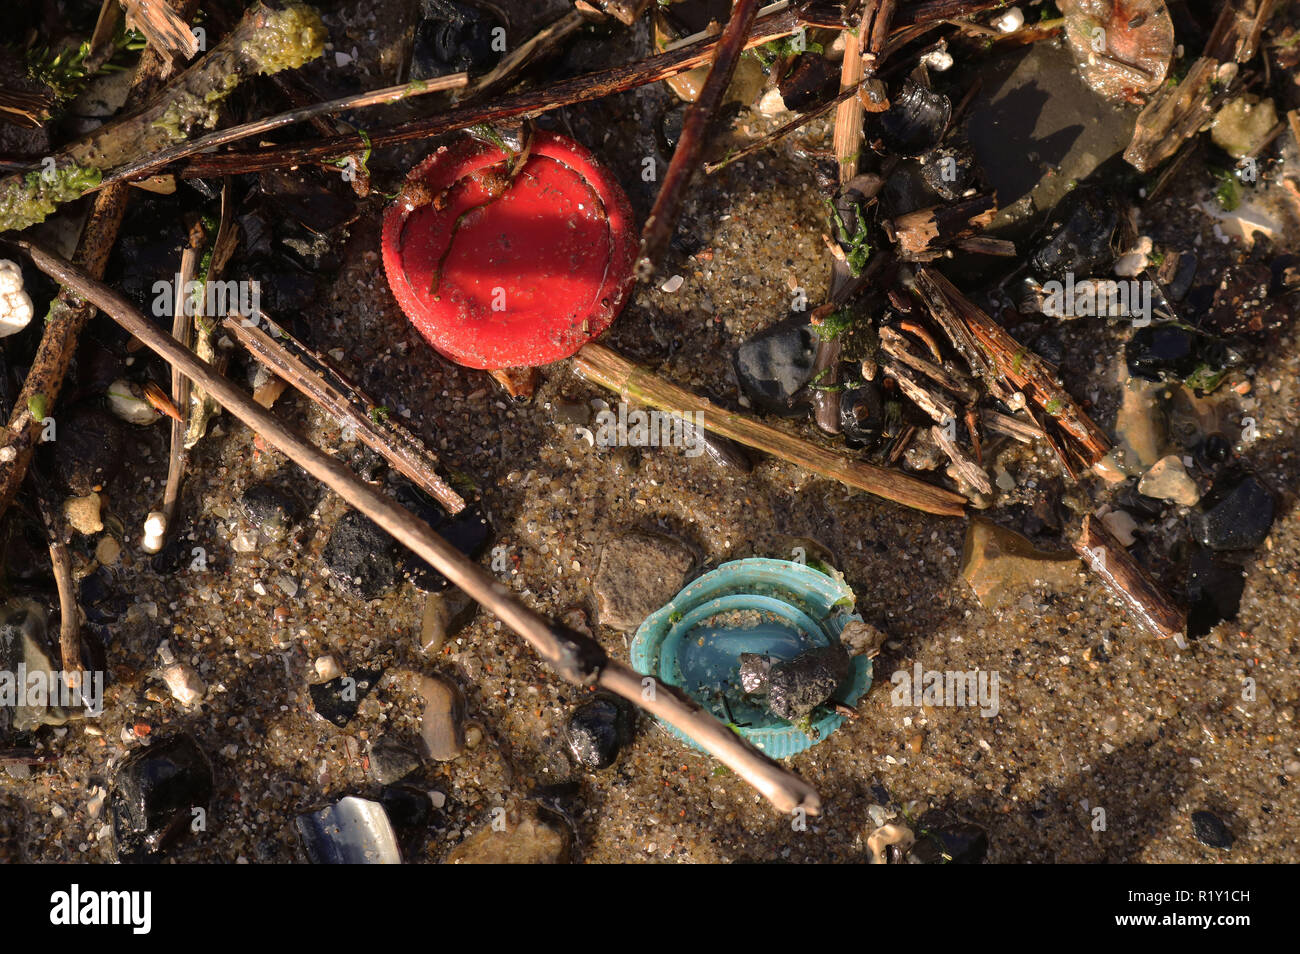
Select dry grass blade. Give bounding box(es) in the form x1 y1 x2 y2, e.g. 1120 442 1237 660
573 342 967 517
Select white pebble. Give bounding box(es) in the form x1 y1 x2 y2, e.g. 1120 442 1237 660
992 7 1024 32
0 259 33 338
921 49 953 72
660 275 684 293
312 655 344 684
142 511 167 553
106 378 162 425
161 662 205 708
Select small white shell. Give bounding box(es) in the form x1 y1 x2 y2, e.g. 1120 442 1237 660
0 259 33 338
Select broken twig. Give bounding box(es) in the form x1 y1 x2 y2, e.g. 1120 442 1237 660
223 315 466 515
1075 515 1186 642
638 0 762 277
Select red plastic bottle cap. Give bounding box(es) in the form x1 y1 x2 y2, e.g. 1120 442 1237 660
382 131 637 370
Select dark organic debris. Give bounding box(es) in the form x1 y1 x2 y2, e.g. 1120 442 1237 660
1028 186 1119 284
1191 809 1234 850
1188 469 1276 552
908 809 989 864
322 510 398 599
753 642 851 722
877 81 951 159
110 734 214 863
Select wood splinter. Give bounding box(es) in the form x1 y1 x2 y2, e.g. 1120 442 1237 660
1075 515 1187 643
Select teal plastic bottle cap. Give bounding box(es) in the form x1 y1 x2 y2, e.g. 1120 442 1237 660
631 558 872 759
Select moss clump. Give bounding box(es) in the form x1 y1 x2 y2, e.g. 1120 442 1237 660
247 2 327 75
0 163 102 234
149 3 324 140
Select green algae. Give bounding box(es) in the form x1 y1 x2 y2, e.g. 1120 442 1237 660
0 164 102 234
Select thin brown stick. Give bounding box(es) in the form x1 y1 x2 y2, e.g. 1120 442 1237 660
637 0 762 277
179 3 807 179
224 315 465 515
160 228 201 535
1075 515 1186 642
48 538 81 679
573 342 966 517
96 72 468 191
17 240 820 817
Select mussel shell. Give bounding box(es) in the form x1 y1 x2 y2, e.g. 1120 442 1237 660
412 0 505 80
1028 185 1118 283
839 380 885 446
877 81 952 158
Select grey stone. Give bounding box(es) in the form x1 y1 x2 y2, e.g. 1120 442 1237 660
592 531 693 632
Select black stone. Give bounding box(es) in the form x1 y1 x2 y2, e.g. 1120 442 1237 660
766 643 850 721
369 736 422 785
1028 186 1118 284
309 668 383 728
1186 548 1244 639
110 734 214 863
79 566 129 624
1188 470 1275 551
45 405 126 495
1196 433 1233 467
379 785 433 847
412 0 504 81
734 315 817 416
877 81 951 158
919 134 979 202
322 510 396 598
1127 324 1198 380
1126 324 1242 391
1191 810 1234 849
565 698 630 770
